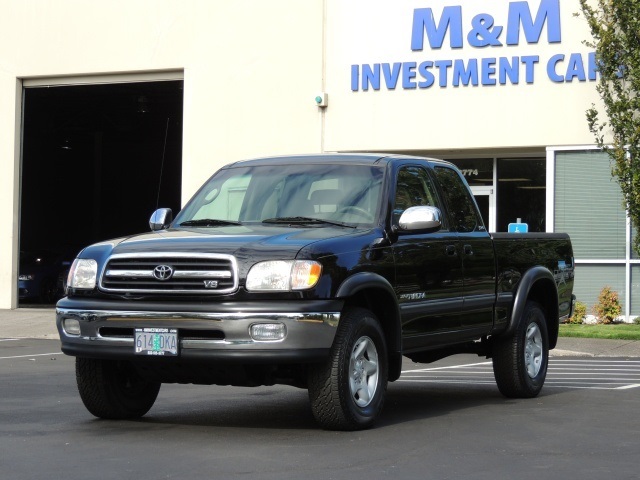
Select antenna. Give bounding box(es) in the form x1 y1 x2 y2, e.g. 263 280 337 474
155 117 170 211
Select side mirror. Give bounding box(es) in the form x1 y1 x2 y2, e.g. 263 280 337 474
397 206 442 232
149 208 173 231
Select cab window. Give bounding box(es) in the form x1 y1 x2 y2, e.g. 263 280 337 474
393 166 440 224
434 166 482 233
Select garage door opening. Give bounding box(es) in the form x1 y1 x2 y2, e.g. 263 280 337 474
19 80 183 305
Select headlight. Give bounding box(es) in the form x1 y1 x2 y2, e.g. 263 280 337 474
68 259 98 290
18 274 34 281
246 260 322 291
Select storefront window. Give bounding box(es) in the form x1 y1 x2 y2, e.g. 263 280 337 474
555 151 626 259
448 159 493 187
631 266 640 316
554 150 635 319
575 265 626 315
496 158 546 232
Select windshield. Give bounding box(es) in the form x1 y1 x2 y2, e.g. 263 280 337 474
175 163 385 227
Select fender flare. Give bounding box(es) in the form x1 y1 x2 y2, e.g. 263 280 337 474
503 266 560 348
336 272 403 381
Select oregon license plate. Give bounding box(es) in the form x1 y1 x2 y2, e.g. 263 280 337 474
134 328 178 356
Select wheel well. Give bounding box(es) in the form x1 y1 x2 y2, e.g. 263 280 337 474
527 278 560 349
343 287 402 381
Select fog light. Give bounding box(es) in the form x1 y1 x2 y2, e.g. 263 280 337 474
63 318 81 336
250 323 286 342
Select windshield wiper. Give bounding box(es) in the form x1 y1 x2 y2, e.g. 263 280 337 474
180 219 242 227
262 217 356 228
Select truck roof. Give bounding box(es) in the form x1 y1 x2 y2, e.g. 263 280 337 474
223 153 449 169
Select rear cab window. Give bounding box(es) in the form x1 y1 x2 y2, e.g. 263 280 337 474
433 165 485 233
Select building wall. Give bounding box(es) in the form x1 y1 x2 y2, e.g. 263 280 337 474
324 0 601 152
0 0 608 309
0 0 325 308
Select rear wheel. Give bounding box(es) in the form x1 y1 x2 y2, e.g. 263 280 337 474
308 307 388 430
76 358 161 419
492 301 549 398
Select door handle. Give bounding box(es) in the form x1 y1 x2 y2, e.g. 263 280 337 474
464 244 474 256
445 245 457 256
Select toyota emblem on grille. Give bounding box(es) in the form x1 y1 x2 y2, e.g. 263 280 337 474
153 265 174 281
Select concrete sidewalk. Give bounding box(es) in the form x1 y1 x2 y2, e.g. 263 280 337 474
2 307 640 357
1 308 58 339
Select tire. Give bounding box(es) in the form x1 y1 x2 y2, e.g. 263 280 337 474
308 307 388 431
76 358 161 419
492 301 549 398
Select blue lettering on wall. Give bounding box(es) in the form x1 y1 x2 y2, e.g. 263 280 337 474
506 0 561 45
566 53 586 81
362 64 381 91
418 61 435 88
412 0 560 51
434 60 453 87
453 59 478 87
383 63 402 89
352 56 551 91
546 52 597 83
521 55 539 83
468 14 503 47
351 1 597 92
499 57 519 84
411 6 463 50
588 52 598 81
547 54 565 82
481 58 497 85
403 62 417 89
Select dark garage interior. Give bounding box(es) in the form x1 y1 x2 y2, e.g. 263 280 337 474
19 80 183 305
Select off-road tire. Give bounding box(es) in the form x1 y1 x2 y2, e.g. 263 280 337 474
492 301 549 398
308 307 388 431
76 358 161 419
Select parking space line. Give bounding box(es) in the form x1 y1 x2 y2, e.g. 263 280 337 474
616 384 640 390
545 385 629 390
552 360 640 363
399 379 498 385
0 352 62 360
400 358 640 391
402 362 492 374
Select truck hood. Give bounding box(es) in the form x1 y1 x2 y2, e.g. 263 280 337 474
100 224 367 261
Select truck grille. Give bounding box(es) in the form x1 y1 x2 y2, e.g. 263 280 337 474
99 253 239 294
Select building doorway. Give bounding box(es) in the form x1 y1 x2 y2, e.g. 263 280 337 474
19 79 184 305
470 185 495 232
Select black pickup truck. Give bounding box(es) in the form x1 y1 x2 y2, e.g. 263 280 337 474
56 153 574 430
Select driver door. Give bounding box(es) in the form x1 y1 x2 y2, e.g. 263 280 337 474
392 165 464 351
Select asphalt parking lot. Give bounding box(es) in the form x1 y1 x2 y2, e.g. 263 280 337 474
1 337 639 480
401 358 640 390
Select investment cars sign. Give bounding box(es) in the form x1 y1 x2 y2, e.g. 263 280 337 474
350 0 597 91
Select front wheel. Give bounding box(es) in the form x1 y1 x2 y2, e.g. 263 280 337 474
492 301 549 398
76 358 161 419
308 307 388 431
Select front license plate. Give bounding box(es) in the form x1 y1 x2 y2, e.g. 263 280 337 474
134 328 178 356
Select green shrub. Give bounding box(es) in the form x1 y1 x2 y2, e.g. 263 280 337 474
567 301 587 324
592 286 622 324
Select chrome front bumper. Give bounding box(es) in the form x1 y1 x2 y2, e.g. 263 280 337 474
56 306 341 362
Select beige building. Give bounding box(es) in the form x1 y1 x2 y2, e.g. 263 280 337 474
0 1 632 318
